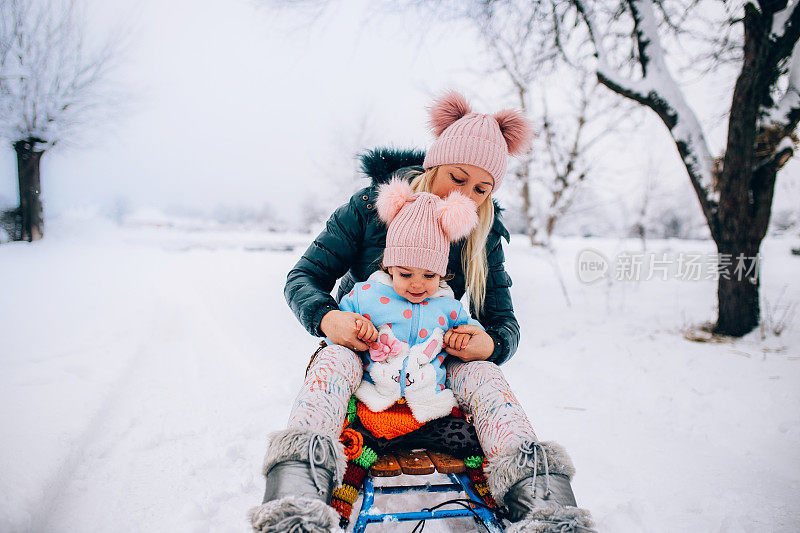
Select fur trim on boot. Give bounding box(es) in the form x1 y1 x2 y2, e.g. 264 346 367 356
249 429 347 532
248 496 341 533
504 503 595 533
485 440 575 505
261 428 347 484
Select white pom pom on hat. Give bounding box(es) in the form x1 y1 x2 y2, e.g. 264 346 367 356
437 191 478 242
375 178 414 225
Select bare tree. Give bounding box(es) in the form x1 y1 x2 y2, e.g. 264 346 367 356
0 0 123 242
305 109 379 229
629 157 657 250
623 155 703 249
525 74 622 247
389 1 620 248
567 0 800 336
260 0 617 252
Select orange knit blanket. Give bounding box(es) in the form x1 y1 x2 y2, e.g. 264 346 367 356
356 399 423 439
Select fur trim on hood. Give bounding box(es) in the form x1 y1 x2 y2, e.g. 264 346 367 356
359 147 426 185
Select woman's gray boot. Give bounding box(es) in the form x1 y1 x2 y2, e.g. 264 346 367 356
248 428 347 533
485 439 596 533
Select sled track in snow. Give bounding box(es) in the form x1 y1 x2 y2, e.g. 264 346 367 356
27 339 150 532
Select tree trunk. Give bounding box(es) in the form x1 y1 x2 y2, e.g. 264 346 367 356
714 240 761 336
582 0 797 337
14 139 46 242
709 4 789 337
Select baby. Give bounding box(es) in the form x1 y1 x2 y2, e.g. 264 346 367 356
328 178 484 424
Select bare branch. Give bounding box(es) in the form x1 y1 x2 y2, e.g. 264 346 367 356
0 0 125 149
763 33 800 123
581 0 720 228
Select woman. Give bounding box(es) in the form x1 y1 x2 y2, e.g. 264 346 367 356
249 91 595 533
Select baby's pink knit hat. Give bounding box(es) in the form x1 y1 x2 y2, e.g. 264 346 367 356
376 178 478 276
422 90 534 192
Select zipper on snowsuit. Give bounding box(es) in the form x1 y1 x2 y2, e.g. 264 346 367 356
400 301 422 398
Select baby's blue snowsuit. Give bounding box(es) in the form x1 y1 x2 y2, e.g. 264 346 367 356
325 269 483 421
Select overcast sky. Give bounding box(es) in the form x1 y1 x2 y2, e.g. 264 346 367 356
0 0 796 228
0 0 491 225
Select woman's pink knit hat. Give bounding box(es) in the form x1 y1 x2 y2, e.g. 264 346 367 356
422 90 534 192
376 178 478 276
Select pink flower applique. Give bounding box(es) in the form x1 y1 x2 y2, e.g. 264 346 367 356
368 331 408 362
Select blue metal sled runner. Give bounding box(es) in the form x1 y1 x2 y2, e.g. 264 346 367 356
351 451 504 533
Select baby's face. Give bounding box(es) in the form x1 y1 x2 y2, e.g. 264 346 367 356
388 266 441 304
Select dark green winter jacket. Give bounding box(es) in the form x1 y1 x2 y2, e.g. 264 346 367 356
284 148 520 365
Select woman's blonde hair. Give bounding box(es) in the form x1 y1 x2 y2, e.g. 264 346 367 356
404 166 495 317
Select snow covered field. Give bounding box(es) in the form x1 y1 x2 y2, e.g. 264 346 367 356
1 214 798 532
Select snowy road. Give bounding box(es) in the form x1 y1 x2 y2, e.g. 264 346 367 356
2 217 799 532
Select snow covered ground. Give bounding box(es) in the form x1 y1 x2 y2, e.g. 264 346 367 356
1 213 798 532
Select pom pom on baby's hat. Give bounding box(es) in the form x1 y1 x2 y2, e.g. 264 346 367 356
437 191 478 242
494 108 534 156
376 178 414 225
428 90 472 137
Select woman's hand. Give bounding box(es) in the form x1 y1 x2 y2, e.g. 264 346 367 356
320 310 376 351
443 325 494 362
